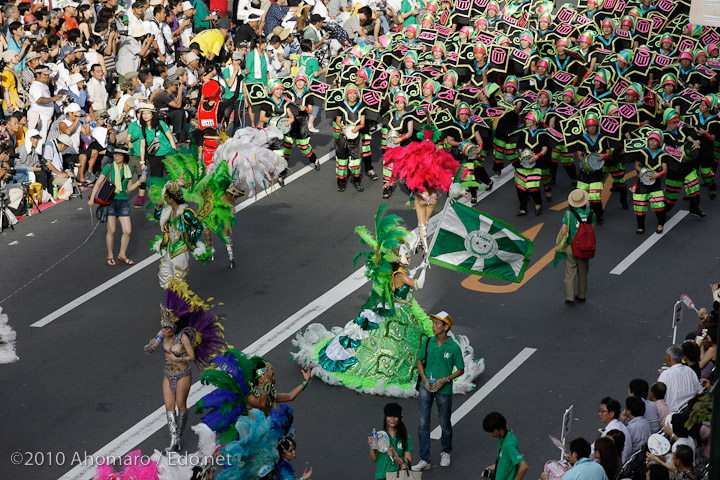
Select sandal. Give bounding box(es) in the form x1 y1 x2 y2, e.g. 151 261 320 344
635 228 644 234
107 257 116 266
117 256 134 265
656 225 664 234
516 210 527 216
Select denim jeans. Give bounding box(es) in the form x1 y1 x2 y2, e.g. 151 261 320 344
417 387 453 462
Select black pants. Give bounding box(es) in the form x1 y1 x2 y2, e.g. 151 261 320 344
517 188 542 211
147 154 165 178
165 109 188 143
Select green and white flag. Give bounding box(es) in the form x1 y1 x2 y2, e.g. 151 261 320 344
428 201 534 283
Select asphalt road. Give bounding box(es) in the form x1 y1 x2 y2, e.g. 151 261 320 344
1 111 719 480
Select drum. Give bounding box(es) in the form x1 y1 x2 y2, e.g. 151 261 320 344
503 93 515 104
581 152 605 172
269 116 291 135
460 140 478 159
385 129 401 148
639 167 656 185
519 148 535 168
344 124 360 140
683 140 699 161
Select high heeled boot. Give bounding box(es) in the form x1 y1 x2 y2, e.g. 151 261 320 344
165 410 179 452
176 410 188 451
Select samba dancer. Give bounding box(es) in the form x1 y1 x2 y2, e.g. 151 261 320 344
630 129 668 234
335 84 366 192
513 110 548 216
381 91 415 199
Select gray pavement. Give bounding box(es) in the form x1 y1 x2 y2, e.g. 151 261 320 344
1 116 718 480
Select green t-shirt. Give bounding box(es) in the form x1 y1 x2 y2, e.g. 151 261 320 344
127 121 143 156
374 433 413 479
401 0 418 27
495 431 525 480
418 336 464 395
100 163 131 200
194 0 210 30
140 121 174 156
298 55 320 78
562 206 594 243
222 66 244 100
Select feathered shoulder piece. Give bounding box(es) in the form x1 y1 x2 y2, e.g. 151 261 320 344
353 205 410 313
385 126 460 192
163 279 227 367
146 144 235 243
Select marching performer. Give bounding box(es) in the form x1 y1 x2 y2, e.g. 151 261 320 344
335 84 366 192
571 112 610 224
630 129 669 234
284 73 322 171
381 91 416 199
512 110 548 216
662 109 705 217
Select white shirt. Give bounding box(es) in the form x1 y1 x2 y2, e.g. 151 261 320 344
29 80 54 117
61 118 82 151
312 1 329 20
657 364 704 412
602 419 634 464
116 37 142 76
87 77 108 112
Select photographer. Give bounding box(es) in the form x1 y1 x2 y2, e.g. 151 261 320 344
152 78 188 143
14 129 51 192
43 133 77 189
28 65 63 142
6 21 31 73
116 24 155 77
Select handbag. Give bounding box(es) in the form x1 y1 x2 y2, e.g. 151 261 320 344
94 177 115 206
386 468 422 480
147 135 161 155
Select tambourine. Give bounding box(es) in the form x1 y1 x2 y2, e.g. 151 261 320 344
519 148 536 168
460 140 479 159
269 116 291 135
344 124 360 140
581 152 605 172
503 93 515 103
386 129 402 148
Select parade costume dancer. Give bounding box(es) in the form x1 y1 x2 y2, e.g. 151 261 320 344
335 84 366 192
629 130 669 234
571 113 610 224
143 280 227 451
147 151 235 287
385 126 460 254
381 91 417 199
284 74 321 171
292 206 483 397
196 348 310 443
662 109 705 217
512 110 549 216
689 95 720 200
197 80 225 170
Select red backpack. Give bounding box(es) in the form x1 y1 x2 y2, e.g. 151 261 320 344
569 209 596 259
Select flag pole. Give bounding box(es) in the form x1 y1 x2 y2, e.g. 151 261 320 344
426 197 452 262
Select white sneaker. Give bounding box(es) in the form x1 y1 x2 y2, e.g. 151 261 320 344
440 452 451 467
412 460 431 471
308 125 319 133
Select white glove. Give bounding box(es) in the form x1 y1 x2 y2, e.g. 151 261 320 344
414 263 427 289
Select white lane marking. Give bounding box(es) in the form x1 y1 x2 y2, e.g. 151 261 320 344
430 347 536 440
8 240 18 245
56 166 517 479
609 210 689 275
57 267 370 480
31 254 160 327
30 152 335 328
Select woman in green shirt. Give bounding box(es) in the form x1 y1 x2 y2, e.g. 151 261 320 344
138 104 178 179
369 403 413 479
87 148 145 266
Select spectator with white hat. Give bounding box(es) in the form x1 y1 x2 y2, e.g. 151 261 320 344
67 73 89 112
28 65 62 142
14 128 50 192
174 1 195 49
116 22 155 76
43 132 77 189
20 51 41 90
1 50 21 116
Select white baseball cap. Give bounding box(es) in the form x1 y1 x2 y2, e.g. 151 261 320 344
57 134 74 147
181 0 193 10
64 103 81 114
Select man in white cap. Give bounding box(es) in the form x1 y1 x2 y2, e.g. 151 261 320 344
13 129 50 191
116 22 155 76
413 311 465 471
173 1 195 49
184 52 201 87
28 65 63 142
555 189 596 307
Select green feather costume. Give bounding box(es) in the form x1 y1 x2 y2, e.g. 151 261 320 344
292 205 484 397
